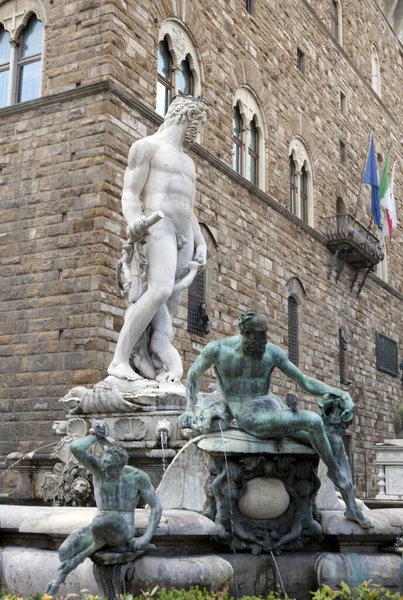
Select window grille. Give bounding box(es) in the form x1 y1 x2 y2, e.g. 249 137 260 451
288 296 299 366
376 332 398 376
188 270 209 336
339 329 351 384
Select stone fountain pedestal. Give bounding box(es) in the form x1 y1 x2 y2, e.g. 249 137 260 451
2 378 191 504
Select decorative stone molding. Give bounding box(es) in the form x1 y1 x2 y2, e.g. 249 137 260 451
0 0 46 36
114 417 148 441
286 277 307 304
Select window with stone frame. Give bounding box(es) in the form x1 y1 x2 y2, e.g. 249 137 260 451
371 44 381 97
0 3 45 109
156 20 202 117
330 0 342 44
231 87 266 191
288 137 314 226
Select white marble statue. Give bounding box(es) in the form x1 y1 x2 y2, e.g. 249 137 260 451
108 96 211 384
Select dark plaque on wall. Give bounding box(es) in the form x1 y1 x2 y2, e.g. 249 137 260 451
376 331 398 377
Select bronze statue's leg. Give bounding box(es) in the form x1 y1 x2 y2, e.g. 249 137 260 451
239 410 373 529
272 520 302 550
44 531 103 596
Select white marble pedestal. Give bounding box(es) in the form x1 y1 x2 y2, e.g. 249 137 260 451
373 439 403 499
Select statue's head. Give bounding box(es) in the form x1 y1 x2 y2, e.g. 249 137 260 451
158 95 211 146
100 444 129 481
238 310 268 360
72 476 92 501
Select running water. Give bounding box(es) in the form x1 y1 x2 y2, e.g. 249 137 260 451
270 550 287 598
0 442 56 479
160 430 168 474
218 422 240 599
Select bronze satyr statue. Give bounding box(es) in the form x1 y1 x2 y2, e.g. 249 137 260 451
45 422 162 596
178 310 373 530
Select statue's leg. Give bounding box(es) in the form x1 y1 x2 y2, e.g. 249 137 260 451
150 300 183 381
272 520 302 550
44 527 96 596
108 221 177 380
149 234 195 382
239 409 373 529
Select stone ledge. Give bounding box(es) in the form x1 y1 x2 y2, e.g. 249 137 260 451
0 505 218 538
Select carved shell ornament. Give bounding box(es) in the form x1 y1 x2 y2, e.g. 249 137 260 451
114 417 148 441
66 418 89 438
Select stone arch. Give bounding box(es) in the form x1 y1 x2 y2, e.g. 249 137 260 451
0 0 46 36
335 181 349 213
288 135 315 226
228 59 270 110
285 113 319 167
153 0 211 71
286 277 307 304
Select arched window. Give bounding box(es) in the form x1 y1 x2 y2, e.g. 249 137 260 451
288 137 314 226
300 165 308 224
248 117 259 186
0 25 10 108
371 44 381 97
156 38 173 117
17 15 43 103
0 1 45 108
157 20 202 116
288 296 299 367
232 103 243 174
289 156 296 214
231 87 266 191
330 0 342 44
178 56 193 96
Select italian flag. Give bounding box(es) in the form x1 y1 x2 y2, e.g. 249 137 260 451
379 155 397 241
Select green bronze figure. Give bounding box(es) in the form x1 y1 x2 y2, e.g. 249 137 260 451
178 310 372 529
45 421 162 596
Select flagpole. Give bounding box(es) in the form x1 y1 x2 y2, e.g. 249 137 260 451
353 130 373 220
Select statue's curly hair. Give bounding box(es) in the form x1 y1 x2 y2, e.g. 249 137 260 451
238 310 268 333
101 444 129 480
158 95 211 132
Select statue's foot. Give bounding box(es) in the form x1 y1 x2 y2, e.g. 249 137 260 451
344 506 374 529
156 370 179 383
44 579 61 596
107 363 143 381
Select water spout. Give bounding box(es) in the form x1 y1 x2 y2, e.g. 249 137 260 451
1 442 56 479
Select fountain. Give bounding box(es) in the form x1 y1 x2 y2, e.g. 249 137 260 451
2 98 403 599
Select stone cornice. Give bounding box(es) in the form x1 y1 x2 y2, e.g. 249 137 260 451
301 0 400 128
0 79 401 302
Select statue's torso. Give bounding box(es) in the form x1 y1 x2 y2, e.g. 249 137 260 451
142 142 196 233
94 466 141 513
214 338 280 419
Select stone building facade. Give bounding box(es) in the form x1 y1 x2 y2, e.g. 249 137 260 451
0 0 402 497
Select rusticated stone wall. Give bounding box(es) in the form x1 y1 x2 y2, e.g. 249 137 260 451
1 0 403 497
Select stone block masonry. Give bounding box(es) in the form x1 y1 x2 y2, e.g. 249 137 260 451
1 0 403 497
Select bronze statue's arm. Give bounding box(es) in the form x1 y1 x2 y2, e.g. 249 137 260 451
275 347 352 403
69 435 100 475
178 342 218 428
131 473 162 550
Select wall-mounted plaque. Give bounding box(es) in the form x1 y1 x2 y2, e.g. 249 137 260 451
376 331 398 377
